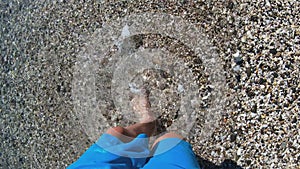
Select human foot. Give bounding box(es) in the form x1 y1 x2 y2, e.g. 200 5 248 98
129 85 156 123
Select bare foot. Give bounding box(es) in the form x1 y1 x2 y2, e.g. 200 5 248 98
130 86 156 123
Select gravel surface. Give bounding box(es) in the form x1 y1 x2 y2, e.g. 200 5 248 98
1 0 299 168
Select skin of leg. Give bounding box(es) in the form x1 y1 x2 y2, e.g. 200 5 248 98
106 126 131 143
151 132 184 149
106 121 156 143
105 87 157 142
124 121 156 137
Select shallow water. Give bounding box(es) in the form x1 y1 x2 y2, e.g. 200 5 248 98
1 1 299 168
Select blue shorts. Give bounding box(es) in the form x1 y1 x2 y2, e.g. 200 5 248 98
67 133 200 169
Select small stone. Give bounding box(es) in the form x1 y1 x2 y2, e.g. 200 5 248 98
121 24 130 38
291 117 297 123
241 36 247 42
230 133 237 142
270 48 277 55
246 67 251 77
227 1 234 9
237 148 243 156
234 56 243 65
233 65 241 72
233 51 240 58
177 84 184 93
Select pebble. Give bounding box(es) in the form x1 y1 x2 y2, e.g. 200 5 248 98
1 0 299 168
234 57 243 66
237 148 243 156
177 84 184 93
233 65 241 72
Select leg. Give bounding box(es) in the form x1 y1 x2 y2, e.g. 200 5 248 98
106 87 156 142
151 132 184 149
69 88 156 168
106 121 156 142
142 132 200 169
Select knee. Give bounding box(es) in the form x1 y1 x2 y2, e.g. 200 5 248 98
106 126 124 135
159 132 184 140
152 132 184 148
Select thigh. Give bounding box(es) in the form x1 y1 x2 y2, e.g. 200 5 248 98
67 133 149 169
142 138 201 169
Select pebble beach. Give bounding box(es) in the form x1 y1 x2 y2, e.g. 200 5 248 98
0 0 299 168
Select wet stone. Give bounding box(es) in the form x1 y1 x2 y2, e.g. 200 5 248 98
1 0 299 168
